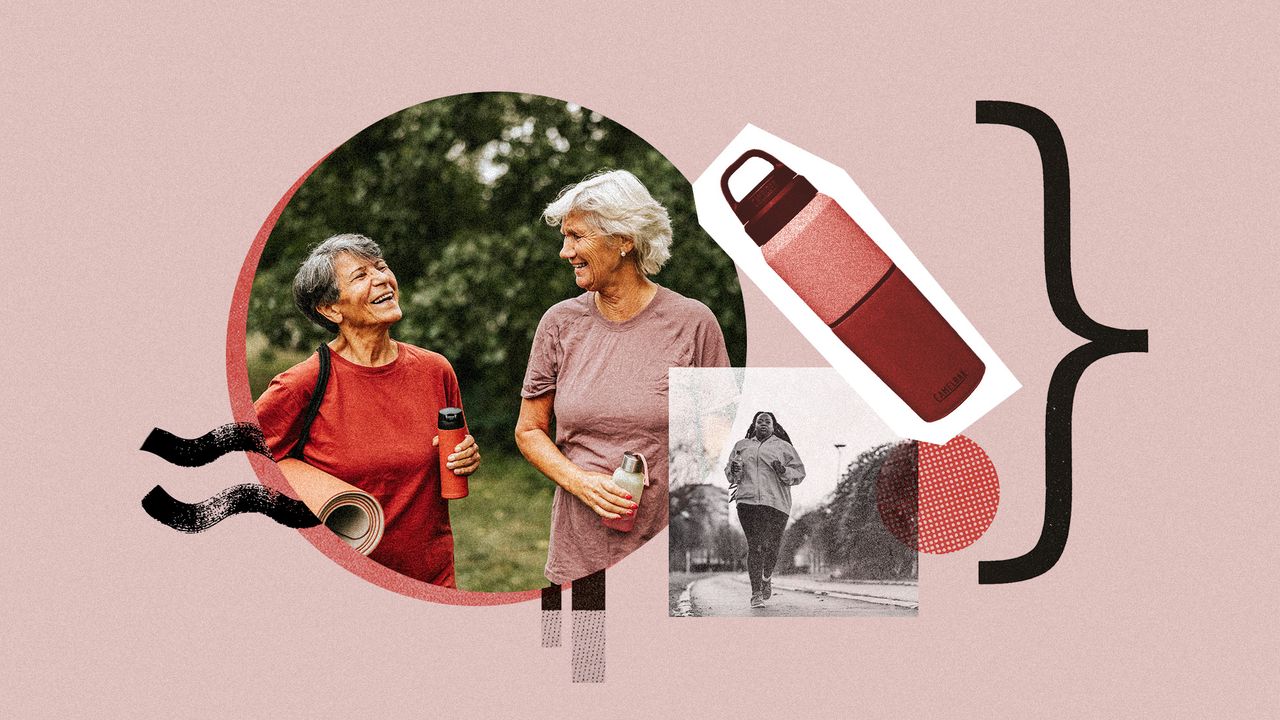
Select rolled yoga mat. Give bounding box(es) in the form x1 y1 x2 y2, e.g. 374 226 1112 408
277 458 384 556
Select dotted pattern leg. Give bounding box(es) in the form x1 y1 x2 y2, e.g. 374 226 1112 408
571 610 605 683
541 609 562 648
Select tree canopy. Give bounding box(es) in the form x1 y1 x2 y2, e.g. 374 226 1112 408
247 93 746 449
777 441 918 581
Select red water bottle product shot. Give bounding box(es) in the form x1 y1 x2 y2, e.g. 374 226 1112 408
721 150 985 422
438 407 469 500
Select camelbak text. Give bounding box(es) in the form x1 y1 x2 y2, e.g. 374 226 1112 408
933 370 969 403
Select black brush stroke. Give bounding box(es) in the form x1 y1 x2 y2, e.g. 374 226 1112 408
141 423 271 467
976 101 1149 585
142 484 320 532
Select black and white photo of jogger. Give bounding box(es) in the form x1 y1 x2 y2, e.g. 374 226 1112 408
669 368 918 617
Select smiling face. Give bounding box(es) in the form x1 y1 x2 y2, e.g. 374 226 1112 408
559 211 632 292
753 413 775 440
318 252 402 331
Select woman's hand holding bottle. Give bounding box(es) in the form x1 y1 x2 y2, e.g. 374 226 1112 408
570 469 638 520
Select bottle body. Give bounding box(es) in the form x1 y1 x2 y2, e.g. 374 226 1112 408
722 149 987 422
763 193 985 422
602 454 645 532
438 408 469 500
762 193 893 324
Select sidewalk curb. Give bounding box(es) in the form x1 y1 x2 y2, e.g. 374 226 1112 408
730 576 919 610
673 582 694 617
787 586 918 610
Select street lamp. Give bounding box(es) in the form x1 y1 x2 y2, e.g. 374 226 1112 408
823 443 850 576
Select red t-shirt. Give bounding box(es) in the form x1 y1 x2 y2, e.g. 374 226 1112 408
254 342 461 587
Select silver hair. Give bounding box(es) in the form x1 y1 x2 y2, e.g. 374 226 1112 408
542 169 673 276
292 233 384 333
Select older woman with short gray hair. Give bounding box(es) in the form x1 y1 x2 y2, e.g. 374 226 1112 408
255 233 480 587
516 170 731 587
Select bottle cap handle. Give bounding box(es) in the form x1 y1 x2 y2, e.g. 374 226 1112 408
720 149 788 212
720 149 817 245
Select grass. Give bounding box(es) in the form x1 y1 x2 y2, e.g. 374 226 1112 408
450 449 555 593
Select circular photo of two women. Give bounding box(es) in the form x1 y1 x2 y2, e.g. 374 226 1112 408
232 92 746 603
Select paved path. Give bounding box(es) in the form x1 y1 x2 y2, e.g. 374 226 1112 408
684 573 917 617
772 576 918 606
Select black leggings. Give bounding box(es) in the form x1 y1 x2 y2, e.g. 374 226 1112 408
737 503 790 593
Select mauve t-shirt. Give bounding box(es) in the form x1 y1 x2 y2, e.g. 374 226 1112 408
522 286 730 584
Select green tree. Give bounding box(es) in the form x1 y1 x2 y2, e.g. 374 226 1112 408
247 93 746 452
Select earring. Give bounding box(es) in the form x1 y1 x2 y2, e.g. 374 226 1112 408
620 250 626 257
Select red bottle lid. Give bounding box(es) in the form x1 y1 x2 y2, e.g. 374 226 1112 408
721 150 818 246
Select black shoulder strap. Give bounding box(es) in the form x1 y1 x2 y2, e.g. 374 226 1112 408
287 344 331 460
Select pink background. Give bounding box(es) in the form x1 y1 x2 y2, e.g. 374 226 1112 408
5 3 1276 717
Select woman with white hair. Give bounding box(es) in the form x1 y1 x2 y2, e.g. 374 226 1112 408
516 170 731 586
255 233 481 587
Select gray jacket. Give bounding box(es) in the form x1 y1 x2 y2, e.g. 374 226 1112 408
726 435 805 515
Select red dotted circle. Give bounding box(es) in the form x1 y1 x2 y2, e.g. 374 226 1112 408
876 435 999 554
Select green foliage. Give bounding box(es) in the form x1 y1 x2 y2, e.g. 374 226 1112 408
245 94 744 592
246 332 310 399
247 93 746 453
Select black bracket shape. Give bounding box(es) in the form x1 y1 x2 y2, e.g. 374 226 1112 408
976 101 1149 584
